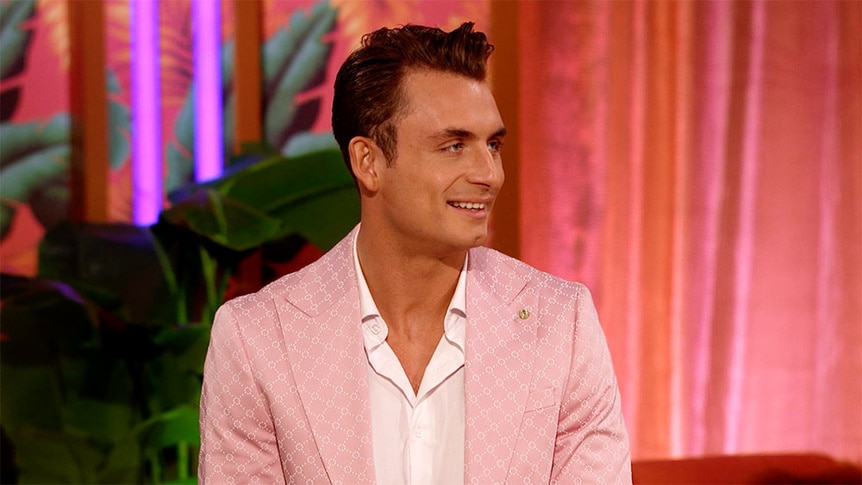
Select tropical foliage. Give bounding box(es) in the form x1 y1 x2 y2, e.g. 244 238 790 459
166 1 338 192
0 0 131 241
0 1 358 483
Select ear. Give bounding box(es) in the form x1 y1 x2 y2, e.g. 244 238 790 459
349 136 382 193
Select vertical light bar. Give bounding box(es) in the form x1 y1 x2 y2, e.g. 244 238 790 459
131 0 162 225
193 0 223 182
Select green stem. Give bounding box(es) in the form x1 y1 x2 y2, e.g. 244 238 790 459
176 285 189 325
200 247 218 324
150 453 162 484
151 234 187 324
213 268 232 324
177 441 189 480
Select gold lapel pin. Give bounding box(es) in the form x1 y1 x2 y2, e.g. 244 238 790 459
518 308 530 320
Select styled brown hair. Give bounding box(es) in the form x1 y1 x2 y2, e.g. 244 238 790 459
331 22 494 172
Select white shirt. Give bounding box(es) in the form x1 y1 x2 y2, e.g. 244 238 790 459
353 235 466 485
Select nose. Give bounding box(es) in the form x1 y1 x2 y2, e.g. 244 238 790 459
468 145 505 190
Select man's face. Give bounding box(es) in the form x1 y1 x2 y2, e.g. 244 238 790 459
373 69 506 255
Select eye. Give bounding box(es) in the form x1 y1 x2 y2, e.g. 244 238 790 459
443 142 465 153
488 139 504 153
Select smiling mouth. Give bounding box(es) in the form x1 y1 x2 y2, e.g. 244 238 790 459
448 201 487 210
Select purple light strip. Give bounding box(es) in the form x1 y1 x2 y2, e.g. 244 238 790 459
131 0 162 225
193 0 223 182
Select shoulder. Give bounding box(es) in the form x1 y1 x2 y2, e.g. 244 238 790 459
219 226 357 318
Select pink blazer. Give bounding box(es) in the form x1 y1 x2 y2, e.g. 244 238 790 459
199 227 631 484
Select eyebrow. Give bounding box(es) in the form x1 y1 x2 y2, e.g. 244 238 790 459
429 126 508 142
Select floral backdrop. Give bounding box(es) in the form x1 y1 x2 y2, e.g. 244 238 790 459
0 0 489 276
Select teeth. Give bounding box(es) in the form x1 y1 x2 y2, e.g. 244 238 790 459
451 202 485 210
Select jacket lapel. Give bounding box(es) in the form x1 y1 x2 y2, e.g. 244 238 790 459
464 248 539 484
276 227 376 484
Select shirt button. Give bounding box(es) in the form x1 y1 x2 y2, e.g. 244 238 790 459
370 324 380 335
414 430 424 439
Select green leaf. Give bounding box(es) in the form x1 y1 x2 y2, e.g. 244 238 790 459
137 405 201 451
222 148 349 210
221 38 236 158
0 144 69 201
1 198 15 239
168 1 335 192
0 275 146 483
272 185 359 250
0 364 66 430
160 147 358 252
161 189 284 251
166 94 196 192
0 115 71 232
29 172 70 230
166 143 193 194
64 398 137 444
163 479 199 485
0 0 36 80
0 276 95 367
0 114 70 169
154 325 211 373
168 37 236 192
38 222 180 325
145 351 204 412
97 433 143 484
262 1 337 148
283 130 340 157
107 69 131 169
5 426 102 483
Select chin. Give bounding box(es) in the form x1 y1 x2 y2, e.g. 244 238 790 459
464 231 489 248
436 221 490 250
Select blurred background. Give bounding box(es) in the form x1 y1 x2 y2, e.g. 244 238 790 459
0 0 859 483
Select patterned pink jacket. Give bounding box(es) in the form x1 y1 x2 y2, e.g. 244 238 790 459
199 226 631 484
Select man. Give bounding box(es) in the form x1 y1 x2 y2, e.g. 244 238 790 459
199 23 631 484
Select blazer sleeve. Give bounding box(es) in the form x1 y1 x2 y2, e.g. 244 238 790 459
198 302 286 484
550 283 632 484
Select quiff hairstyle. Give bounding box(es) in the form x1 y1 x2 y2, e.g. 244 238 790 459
331 22 494 172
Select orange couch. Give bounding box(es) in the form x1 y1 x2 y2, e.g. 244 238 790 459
632 453 862 484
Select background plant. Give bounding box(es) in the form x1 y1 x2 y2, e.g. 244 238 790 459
0 0 131 239
0 2 357 483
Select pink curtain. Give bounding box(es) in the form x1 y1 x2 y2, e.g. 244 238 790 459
516 0 861 461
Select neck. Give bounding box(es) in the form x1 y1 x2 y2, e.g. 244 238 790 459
356 226 465 335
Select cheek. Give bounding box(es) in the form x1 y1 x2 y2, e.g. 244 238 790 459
410 170 453 195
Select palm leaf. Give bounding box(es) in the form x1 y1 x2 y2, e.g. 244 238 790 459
0 0 36 120
262 1 337 150
0 114 71 237
107 69 131 169
166 0 337 192
0 0 35 80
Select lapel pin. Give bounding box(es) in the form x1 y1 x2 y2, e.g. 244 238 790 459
518 308 530 320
